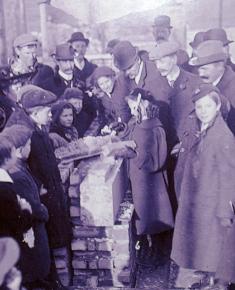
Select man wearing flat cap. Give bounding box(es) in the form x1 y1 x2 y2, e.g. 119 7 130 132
149 40 202 142
189 39 235 134
68 32 97 84
152 15 190 70
204 28 235 72
7 33 54 96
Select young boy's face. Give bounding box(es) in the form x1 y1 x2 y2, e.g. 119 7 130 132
33 106 52 126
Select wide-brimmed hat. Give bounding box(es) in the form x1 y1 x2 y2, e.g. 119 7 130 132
192 83 221 103
189 40 228 66
112 41 138 71
13 33 38 48
205 28 233 46
0 237 20 285
19 85 57 110
189 31 206 48
149 40 180 60
68 32 89 45
153 15 172 28
52 43 74 61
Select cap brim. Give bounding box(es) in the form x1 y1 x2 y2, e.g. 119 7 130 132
68 38 89 45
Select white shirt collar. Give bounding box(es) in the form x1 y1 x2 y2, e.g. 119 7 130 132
74 58 85 70
166 66 180 87
58 70 73 81
0 168 13 183
213 73 224 86
134 61 144 85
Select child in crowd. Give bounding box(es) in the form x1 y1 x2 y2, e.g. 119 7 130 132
50 101 79 142
124 88 174 266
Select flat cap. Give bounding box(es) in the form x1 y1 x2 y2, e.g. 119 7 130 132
153 15 172 28
112 41 138 71
19 85 57 110
62 88 84 100
192 83 220 103
189 40 228 66
149 40 180 60
13 33 38 48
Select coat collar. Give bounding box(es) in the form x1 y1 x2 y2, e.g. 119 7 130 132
0 168 13 183
217 65 235 91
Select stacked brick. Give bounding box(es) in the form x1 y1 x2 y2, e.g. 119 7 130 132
65 157 134 287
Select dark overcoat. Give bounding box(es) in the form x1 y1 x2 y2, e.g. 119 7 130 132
168 69 201 141
171 114 235 272
217 65 235 134
6 109 72 248
73 58 97 84
129 118 174 235
10 161 50 283
0 181 32 239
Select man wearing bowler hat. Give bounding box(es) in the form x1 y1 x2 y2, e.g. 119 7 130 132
112 40 175 150
42 43 83 98
204 28 235 72
189 39 235 134
152 15 190 70
8 33 54 94
68 32 97 84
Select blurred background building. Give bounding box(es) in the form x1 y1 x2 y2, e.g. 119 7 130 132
0 0 235 65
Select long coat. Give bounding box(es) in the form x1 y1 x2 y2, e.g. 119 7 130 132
171 114 235 272
217 65 235 134
128 118 174 235
10 161 50 283
6 109 72 248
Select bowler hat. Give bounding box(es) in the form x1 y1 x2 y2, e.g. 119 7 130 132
205 28 233 46
62 88 84 100
106 39 120 54
91 66 115 85
68 32 89 45
13 33 38 48
112 41 138 71
153 15 172 28
189 40 228 66
149 40 180 60
189 31 206 48
19 85 57 110
0 237 20 285
52 43 74 61
192 83 220 103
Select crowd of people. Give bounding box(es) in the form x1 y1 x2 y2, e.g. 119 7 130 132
1 13 235 290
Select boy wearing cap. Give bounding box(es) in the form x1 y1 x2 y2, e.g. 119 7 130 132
6 85 71 289
9 33 54 94
189 39 235 135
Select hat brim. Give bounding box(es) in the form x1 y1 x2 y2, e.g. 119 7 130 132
68 38 89 45
189 53 228 66
0 238 20 285
115 51 139 71
223 40 234 46
51 53 74 61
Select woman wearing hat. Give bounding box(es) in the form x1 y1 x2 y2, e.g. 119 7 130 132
171 83 235 289
124 88 174 266
2 125 51 289
91 66 131 130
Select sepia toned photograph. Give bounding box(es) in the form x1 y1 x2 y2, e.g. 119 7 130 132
0 0 235 289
